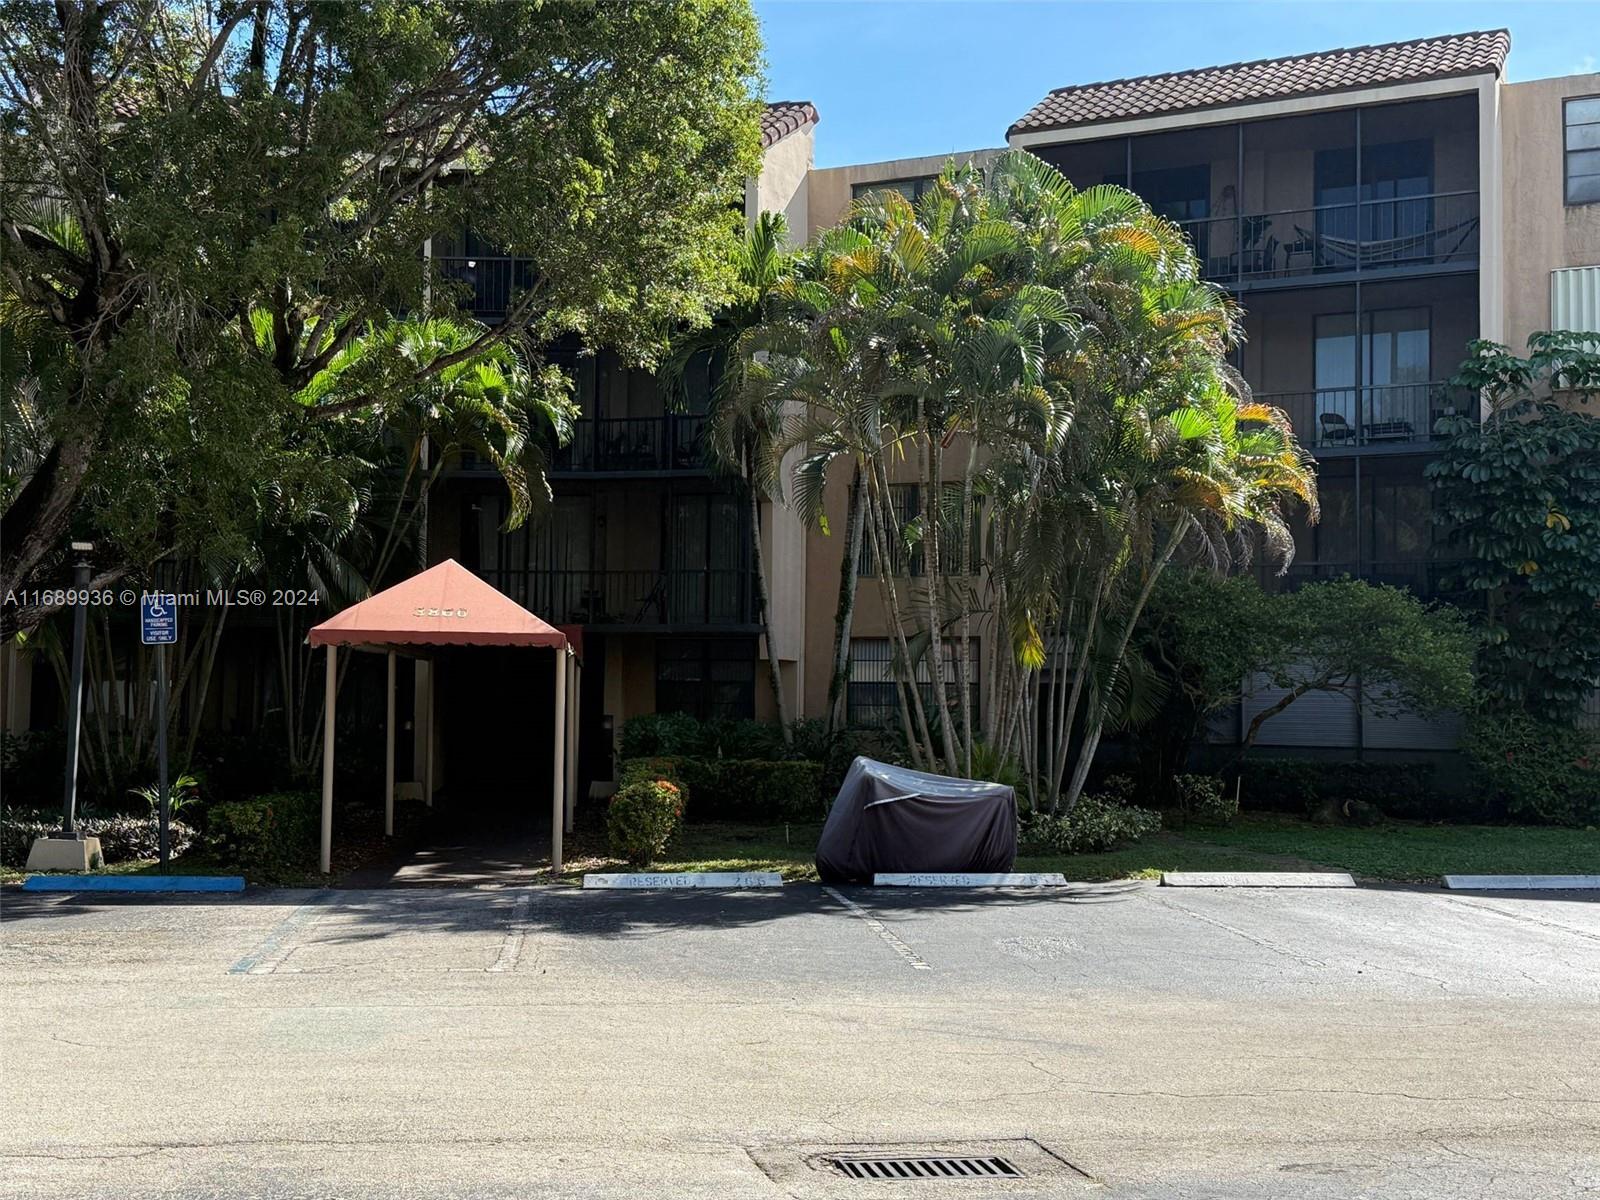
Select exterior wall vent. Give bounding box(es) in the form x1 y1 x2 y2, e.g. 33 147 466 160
1551 266 1600 334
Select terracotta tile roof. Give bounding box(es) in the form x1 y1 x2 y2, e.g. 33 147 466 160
762 100 818 148
1009 30 1509 138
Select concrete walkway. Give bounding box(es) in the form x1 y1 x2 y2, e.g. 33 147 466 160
337 813 553 887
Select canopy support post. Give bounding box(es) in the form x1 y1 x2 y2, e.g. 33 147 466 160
384 650 396 837
564 654 578 834
551 646 567 874
423 658 435 807
320 644 336 874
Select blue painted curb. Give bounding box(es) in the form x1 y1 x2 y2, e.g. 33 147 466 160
22 875 245 893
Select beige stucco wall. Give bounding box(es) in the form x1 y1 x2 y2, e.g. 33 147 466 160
806 148 1005 238
1502 73 1600 352
748 125 814 248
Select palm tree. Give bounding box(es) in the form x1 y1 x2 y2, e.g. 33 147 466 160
749 149 1314 798
662 211 795 739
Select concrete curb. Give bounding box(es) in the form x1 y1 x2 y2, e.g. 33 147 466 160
22 875 245 893
1162 871 1356 888
582 871 784 889
872 873 1070 887
1442 874 1600 890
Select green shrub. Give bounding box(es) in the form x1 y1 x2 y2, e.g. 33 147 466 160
1019 788 1162 855
1175 774 1237 826
616 757 825 821
713 759 826 820
705 718 788 760
618 756 689 802
606 779 685 866
1465 713 1600 826
208 791 319 871
619 712 826 763
1236 759 1469 821
1 812 197 868
618 713 718 759
0 731 67 809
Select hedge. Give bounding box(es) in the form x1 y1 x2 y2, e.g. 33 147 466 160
207 791 320 871
1233 759 1482 822
1 813 196 869
617 756 824 821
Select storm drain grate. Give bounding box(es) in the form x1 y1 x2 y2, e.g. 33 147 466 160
829 1155 1023 1181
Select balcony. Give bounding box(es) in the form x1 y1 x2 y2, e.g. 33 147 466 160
1255 381 1474 452
1179 191 1478 289
477 568 757 629
552 415 710 475
434 255 533 322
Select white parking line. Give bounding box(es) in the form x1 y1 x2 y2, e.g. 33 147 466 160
823 886 932 971
487 888 535 973
228 891 333 975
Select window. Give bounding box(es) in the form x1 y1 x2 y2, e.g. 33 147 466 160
858 484 922 577
655 638 756 719
670 494 748 623
857 483 981 577
852 176 936 203
1106 164 1211 223
846 637 979 730
1566 97 1600 206
1312 308 1431 444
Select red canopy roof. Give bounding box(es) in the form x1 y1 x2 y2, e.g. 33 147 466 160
309 559 568 649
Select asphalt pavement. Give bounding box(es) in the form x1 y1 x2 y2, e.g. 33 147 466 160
2 880 1598 1198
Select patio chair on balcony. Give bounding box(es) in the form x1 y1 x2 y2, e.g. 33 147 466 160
633 573 668 624
1319 411 1356 446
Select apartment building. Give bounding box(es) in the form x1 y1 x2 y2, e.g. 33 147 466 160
367 29 1600 783
5 30 1596 779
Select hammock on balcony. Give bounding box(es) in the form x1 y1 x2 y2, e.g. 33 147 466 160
1294 215 1479 268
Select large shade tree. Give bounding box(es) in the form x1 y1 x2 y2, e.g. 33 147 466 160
0 0 762 635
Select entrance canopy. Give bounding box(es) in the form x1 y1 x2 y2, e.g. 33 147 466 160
310 559 567 649
307 559 579 876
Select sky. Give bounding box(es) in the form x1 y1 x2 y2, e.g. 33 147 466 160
755 0 1600 167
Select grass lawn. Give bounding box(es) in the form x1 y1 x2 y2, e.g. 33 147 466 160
560 821 826 883
1177 816 1600 883
562 815 1600 885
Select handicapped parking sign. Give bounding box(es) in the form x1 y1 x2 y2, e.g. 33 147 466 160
140 594 178 645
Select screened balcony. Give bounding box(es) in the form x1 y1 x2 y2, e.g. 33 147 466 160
550 414 709 474
476 567 756 629
1179 189 1478 286
1037 92 1481 291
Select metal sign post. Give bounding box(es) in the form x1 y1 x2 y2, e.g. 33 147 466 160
59 544 94 838
140 594 178 867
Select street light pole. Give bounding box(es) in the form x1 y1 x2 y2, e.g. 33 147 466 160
59 542 93 838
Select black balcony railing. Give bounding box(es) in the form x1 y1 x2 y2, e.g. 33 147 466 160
477 567 755 627
1255 381 1473 450
1178 190 1479 285
433 255 534 321
551 415 709 473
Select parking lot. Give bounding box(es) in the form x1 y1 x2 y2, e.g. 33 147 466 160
3 881 1598 1198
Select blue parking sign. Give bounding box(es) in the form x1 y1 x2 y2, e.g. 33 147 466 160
140 594 178 644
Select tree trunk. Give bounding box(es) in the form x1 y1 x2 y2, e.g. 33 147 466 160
919 417 959 775
824 464 866 734
865 469 936 766
0 436 99 638
746 447 791 741
1059 517 1192 815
